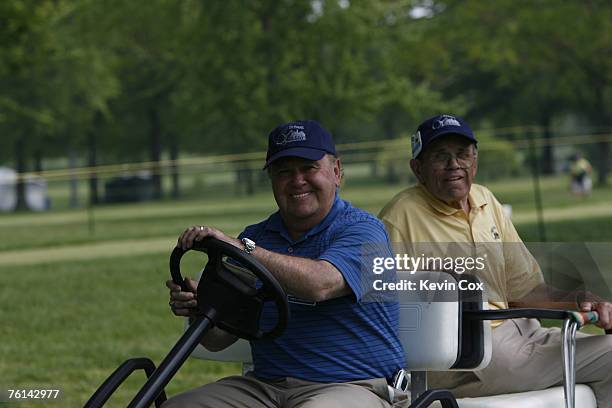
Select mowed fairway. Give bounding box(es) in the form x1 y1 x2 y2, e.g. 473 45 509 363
1 174 612 406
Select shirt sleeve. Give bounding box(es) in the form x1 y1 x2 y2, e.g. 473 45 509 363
318 217 393 302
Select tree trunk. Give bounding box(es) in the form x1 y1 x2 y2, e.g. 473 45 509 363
169 133 179 199
15 136 28 211
245 167 254 195
149 102 163 199
68 148 79 208
596 141 609 187
88 124 99 205
594 86 609 186
235 164 255 196
541 115 554 175
34 150 43 174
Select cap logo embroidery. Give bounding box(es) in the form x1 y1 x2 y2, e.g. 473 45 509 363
433 115 461 130
274 125 307 145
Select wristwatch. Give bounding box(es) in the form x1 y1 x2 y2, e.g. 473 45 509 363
241 237 256 254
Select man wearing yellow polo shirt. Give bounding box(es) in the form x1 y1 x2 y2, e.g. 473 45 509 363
379 114 612 407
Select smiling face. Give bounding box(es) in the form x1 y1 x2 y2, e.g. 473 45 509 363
410 134 478 210
268 155 341 238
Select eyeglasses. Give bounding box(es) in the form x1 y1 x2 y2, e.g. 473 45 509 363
428 151 476 169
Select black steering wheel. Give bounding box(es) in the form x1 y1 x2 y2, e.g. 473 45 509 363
170 237 289 340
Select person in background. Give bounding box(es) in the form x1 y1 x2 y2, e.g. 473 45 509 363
569 152 593 197
379 114 612 407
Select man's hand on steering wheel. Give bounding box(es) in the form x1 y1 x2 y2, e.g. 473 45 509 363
178 225 239 252
172 224 242 320
172 225 242 318
169 236 289 340
166 278 198 317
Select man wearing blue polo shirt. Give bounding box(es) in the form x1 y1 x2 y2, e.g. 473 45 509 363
164 120 407 407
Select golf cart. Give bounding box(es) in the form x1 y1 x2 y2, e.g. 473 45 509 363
85 238 608 407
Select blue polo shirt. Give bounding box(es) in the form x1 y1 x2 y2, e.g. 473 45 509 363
238 195 405 383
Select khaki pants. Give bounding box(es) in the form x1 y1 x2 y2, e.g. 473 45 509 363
162 373 410 408
430 318 612 408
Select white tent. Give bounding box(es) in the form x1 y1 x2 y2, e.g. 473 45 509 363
0 167 17 211
0 167 49 212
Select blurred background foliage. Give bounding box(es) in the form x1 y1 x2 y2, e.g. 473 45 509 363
0 0 610 206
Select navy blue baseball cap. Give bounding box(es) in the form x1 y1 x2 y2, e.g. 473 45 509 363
412 114 477 158
264 120 337 168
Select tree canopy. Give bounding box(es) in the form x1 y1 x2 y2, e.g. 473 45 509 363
1 0 610 194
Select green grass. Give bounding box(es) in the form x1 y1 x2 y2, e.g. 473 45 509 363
489 176 612 213
1 174 612 406
0 204 274 252
0 254 241 407
516 215 612 242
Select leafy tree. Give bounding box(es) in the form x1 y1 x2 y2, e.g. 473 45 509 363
0 1 68 208
408 0 611 182
0 0 121 208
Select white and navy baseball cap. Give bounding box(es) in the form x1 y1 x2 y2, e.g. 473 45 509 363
264 120 336 168
412 114 477 158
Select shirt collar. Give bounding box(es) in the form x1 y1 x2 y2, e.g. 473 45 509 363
266 193 344 244
468 184 488 209
419 183 488 216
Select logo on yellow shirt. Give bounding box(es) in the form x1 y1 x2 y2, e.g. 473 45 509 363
491 226 500 240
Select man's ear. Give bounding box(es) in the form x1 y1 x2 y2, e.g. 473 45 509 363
410 159 423 183
470 149 478 177
334 157 342 186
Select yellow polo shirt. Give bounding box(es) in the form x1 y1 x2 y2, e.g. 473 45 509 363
378 184 544 326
